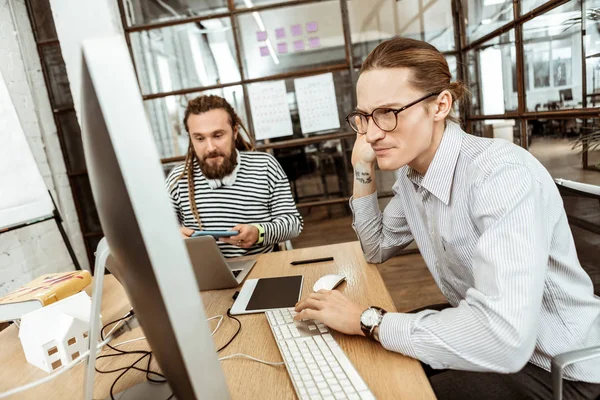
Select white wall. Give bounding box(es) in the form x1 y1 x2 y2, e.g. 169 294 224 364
0 0 89 296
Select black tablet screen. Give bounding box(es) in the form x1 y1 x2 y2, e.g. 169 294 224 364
246 275 303 311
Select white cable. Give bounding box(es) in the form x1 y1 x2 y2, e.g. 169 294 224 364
208 315 224 336
0 336 113 399
218 353 285 366
111 315 222 348
111 336 147 348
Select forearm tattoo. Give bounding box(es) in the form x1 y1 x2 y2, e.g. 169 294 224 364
355 170 372 184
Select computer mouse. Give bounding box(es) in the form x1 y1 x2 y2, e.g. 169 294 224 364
313 274 346 292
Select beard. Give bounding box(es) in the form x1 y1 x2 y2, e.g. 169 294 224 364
198 146 237 180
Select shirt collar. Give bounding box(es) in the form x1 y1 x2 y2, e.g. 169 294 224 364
405 121 463 205
199 150 241 190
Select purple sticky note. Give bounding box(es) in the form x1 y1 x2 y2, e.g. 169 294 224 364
275 27 286 39
277 42 288 54
308 37 320 49
259 46 269 57
306 22 318 33
293 40 305 51
291 24 302 37
256 31 267 41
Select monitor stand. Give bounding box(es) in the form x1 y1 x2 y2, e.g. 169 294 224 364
86 239 175 400
107 381 175 400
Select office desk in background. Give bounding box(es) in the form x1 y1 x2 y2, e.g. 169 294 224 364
0 242 436 400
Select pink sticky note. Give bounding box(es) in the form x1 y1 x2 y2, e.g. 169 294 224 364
256 31 267 41
277 42 288 54
308 37 320 48
275 27 286 39
259 46 269 57
293 40 305 51
306 22 318 33
291 24 302 36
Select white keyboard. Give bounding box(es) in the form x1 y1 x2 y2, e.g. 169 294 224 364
265 308 376 400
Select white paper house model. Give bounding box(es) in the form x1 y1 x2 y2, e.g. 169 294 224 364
18 291 101 373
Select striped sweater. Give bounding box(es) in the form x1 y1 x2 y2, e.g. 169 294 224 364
165 151 303 258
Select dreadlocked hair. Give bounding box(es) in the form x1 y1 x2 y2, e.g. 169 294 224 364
171 95 254 229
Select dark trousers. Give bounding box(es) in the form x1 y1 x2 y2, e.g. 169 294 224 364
424 362 600 400
409 304 600 400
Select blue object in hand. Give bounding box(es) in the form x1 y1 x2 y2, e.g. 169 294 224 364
192 230 238 238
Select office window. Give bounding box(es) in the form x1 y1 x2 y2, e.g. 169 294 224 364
522 1 582 111
130 19 240 96
234 0 299 8
252 70 354 145
446 54 457 81
120 0 228 27
236 1 346 80
470 119 521 146
28 0 57 41
521 0 548 16
349 0 455 65
144 85 247 159
585 0 600 106
466 31 517 116
462 0 513 44
40 45 73 108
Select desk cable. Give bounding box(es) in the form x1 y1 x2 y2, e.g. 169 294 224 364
0 312 136 399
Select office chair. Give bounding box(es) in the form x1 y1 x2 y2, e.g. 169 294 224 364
552 179 600 400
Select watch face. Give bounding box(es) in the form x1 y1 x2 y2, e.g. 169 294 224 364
360 308 380 327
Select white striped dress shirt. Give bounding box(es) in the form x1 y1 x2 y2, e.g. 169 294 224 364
351 122 600 382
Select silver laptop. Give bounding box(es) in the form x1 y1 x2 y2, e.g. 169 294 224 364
185 236 256 291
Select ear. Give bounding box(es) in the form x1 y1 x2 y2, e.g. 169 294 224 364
233 124 239 140
433 90 453 122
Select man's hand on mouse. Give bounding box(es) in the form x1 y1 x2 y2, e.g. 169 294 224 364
220 224 259 248
294 290 366 336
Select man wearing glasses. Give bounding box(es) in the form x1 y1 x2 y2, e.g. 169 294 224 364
294 38 600 399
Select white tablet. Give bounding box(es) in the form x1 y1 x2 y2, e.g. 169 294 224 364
230 275 304 315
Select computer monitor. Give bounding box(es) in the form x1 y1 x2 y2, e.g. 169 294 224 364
560 88 573 102
80 35 229 399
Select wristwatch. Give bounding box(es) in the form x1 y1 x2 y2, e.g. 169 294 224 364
251 223 265 245
360 306 387 341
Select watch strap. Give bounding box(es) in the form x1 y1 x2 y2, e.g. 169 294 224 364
251 223 265 245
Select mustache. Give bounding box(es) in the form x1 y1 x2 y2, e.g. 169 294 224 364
206 150 225 159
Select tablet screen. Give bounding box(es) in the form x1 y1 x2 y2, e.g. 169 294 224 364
245 275 303 311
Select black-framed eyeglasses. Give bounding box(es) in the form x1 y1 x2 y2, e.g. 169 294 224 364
345 92 440 134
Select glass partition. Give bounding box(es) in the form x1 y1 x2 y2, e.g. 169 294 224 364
121 0 228 27
466 31 517 115
523 1 583 111
349 0 455 65
462 0 513 44
130 19 240 96
235 1 346 79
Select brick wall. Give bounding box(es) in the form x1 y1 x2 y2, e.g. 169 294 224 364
0 0 89 296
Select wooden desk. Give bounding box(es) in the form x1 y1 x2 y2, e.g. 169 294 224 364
0 242 436 400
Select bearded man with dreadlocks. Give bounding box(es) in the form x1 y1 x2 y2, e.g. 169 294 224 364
165 95 303 258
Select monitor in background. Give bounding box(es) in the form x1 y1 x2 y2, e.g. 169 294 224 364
80 35 229 399
560 88 573 102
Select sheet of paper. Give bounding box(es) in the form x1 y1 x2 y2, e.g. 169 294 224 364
293 73 340 134
247 80 294 140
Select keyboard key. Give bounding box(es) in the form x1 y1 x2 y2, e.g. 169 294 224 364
305 381 316 389
348 394 360 400
308 325 317 331
343 386 356 395
326 377 338 386
308 387 319 395
359 391 376 400
334 392 346 400
330 384 342 393
339 379 351 388
317 381 328 390
321 388 332 396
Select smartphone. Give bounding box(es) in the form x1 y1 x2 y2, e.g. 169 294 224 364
191 230 238 238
